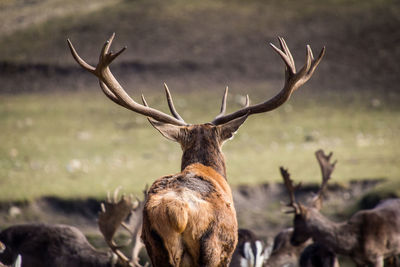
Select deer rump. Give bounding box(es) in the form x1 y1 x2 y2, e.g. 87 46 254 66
142 164 237 267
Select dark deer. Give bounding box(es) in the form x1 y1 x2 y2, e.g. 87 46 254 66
281 149 400 267
264 227 311 267
0 189 146 267
230 228 269 267
299 243 339 267
67 33 325 266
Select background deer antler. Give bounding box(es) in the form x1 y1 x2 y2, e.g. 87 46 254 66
280 167 301 214
312 149 337 209
98 187 149 267
98 187 135 266
124 186 148 267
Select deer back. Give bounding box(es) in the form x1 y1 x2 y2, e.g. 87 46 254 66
142 163 237 266
0 223 113 267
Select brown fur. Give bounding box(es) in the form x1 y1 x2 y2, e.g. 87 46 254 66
143 164 237 266
142 122 247 267
0 223 120 267
265 228 312 267
291 199 400 267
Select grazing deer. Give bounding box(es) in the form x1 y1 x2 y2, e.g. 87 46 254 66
67 33 325 266
280 149 400 267
0 190 146 267
230 228 270 267
264 227 311 267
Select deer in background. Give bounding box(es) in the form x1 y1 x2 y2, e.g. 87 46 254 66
281 149 400 267
299 243 339 267
264 227 311 267
230 228 270 267
67 33 325 266
0 189 147 267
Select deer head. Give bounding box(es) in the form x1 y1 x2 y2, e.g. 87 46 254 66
67 34 325 178
280 150 337 246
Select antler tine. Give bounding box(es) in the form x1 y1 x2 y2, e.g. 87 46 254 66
67 34 187 126
212 37 325 125
279 167 301 213
315 149 336 187
244 94 250 107
213 86 229 121
163 83 186 123
113 186 122 203
313 149 337 209
67 39 96 73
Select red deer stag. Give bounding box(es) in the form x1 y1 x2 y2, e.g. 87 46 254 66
0 190 146 267
230 228 270 267
280 149 400 267
67 33 325 266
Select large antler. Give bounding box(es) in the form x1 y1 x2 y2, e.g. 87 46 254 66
67 33 187 126
280 167 301 214
212 37 325 125
312 149 337 209
98 188 135 266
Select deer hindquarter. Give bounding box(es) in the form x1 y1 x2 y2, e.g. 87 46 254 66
142 164 238 267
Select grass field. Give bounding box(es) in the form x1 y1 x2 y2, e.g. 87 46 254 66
0 0 399 203
1 84 399 202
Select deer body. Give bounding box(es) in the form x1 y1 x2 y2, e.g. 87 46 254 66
142 123 241 267
67 33 325 266
0 191 147 267
0 223 117 267
282 150 400 267
265 227 311 267
299 242 339 267
143 164 237 266
292 199 400 266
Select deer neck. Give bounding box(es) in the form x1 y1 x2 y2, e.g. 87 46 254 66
181 142 226 178
306 208 357 255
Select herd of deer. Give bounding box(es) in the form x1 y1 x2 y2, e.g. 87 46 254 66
0 34 399 267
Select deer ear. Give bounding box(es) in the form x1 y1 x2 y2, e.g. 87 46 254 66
217 114 249 142
148 118 181 142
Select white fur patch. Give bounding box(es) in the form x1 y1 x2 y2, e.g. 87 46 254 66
254 240 265 267
159 189 207 211
0 241 5 253
243 242 255 266
13 255 22 267
240 240 268 267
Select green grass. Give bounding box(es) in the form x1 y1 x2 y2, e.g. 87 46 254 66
1 86 399 202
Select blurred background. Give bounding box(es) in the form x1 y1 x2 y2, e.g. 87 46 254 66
0 0 399 261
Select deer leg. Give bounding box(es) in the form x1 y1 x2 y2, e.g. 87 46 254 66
373 256 384 267
198 229 223 267
142 228 173 267
198 226 236 267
